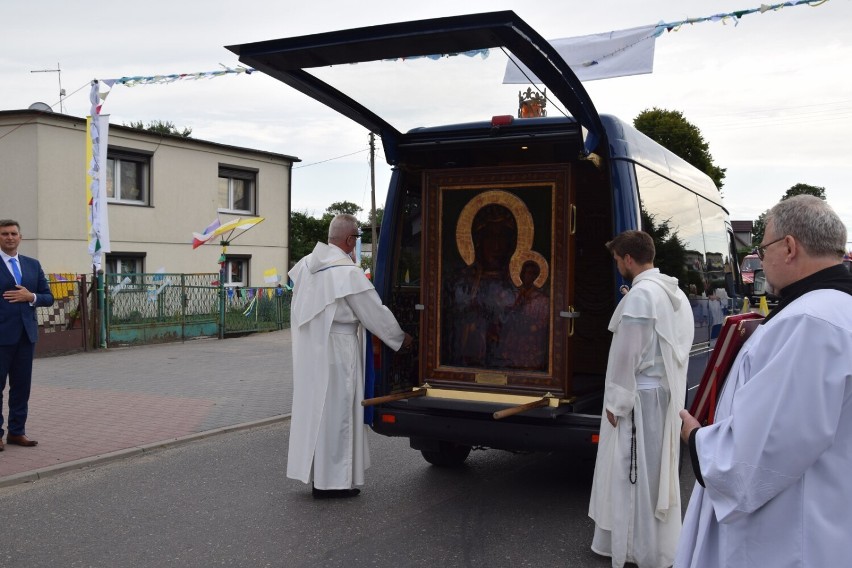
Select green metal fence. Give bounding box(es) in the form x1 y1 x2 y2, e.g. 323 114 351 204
221 285 291 335
105 273 291 347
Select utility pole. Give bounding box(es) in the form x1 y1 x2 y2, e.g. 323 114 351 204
369 132 377 274
30 63 65 113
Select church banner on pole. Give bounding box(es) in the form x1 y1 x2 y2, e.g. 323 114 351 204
86 81 111 269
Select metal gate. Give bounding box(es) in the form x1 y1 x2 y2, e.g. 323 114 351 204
105 273 220 347
36 274 91 357
104 273 292 346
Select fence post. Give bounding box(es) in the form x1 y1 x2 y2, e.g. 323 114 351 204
181 273 186 343
79 275 90 351
218 281 225 339
97 269 106 348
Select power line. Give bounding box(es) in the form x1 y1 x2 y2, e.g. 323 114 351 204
292 148 369 169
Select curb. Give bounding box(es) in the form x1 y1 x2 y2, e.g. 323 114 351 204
0 414 291 490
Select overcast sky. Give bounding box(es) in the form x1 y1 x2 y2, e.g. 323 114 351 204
3 0 851 242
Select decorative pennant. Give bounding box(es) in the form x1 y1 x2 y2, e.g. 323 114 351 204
105 65 255 88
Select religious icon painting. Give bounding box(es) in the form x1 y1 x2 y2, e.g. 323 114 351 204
421 166 575 396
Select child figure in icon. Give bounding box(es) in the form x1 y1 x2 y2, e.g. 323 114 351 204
503 259 550 371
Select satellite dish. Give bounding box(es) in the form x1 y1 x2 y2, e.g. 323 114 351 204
28 102 53 112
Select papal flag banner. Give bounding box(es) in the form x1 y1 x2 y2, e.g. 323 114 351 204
263 268 280 284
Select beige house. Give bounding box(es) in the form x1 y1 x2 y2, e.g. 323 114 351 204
0 109 297 286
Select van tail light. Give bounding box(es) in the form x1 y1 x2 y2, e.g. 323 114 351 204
591 434 600 444
380 413 396 424
491 115 514 127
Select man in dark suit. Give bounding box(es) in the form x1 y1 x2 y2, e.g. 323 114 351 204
0 219 53 450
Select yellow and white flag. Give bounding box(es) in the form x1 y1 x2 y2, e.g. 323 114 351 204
264 268 280 284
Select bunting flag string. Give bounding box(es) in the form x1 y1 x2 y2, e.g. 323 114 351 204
82 1 827 97
659 0 829 32
504 0 831 83
106 65 254 88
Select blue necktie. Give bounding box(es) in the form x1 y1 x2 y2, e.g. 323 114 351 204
9 257 22 285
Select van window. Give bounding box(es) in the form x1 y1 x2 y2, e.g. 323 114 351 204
385 183 423 394
698 198 731 295
392 185 423 288
636 164 706 293
635 164 721 343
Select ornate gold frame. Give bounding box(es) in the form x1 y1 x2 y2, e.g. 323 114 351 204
421 165 574 396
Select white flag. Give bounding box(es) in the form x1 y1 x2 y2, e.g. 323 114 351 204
503 25 661 84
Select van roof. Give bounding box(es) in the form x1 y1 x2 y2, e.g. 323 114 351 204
602 115 723 208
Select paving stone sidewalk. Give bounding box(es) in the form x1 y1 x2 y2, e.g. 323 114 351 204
0 329 292 487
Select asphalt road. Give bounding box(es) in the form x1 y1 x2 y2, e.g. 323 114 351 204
0 420 697 568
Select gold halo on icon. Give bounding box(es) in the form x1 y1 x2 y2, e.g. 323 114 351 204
510 249 549 288
455 190 534 266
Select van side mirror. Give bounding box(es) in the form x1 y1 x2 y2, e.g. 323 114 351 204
753 269 766 296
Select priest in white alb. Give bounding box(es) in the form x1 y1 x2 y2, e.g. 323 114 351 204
677 195 852 567
287 214 412 499
589 230 694 568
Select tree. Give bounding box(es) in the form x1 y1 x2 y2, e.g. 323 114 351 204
290 201 375 265
367 206 384 229
289 211 329 264
634 108 726 190
125 120 192 138
782 183 826 201
361 207 384 244
751 183 826 247
325 201 362 217
751 210 768 251
641 208 688 287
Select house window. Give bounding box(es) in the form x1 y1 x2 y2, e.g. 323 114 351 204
105 253 146 286
223 256 250 287
218 166 257 214
107 149 150 205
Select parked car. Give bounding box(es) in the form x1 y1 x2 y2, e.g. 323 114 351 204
740 252 762 294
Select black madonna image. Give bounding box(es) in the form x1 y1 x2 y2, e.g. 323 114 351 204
440 188 552 372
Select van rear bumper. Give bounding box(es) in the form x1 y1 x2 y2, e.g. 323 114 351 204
371 401 601 453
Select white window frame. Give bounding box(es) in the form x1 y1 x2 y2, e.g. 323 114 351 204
107 149 151 205
105 253 146 287
223 256 250 288
218 166 257 214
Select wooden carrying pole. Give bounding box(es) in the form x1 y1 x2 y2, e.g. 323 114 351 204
493 397 550 420
362 388 427 407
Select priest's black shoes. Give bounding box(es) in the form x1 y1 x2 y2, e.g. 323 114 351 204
312 485 361 499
